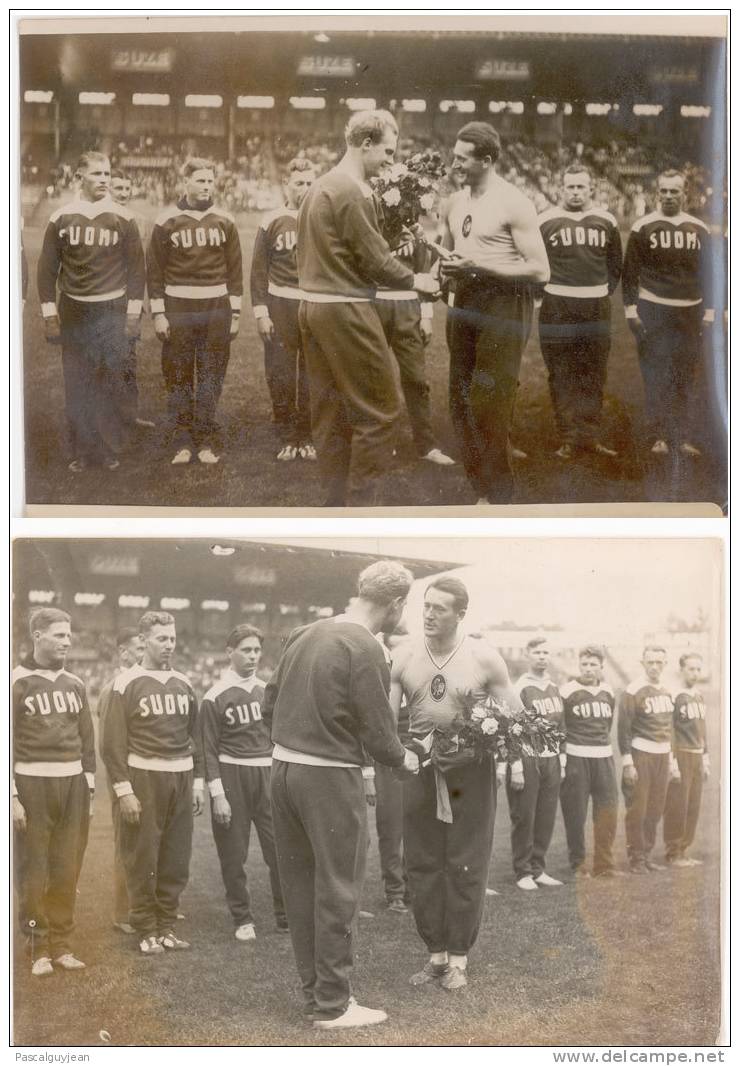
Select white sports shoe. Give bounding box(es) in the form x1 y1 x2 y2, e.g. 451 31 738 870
313 997 388 1030
54 953 86 970
651 439 670 455
197 448 220 465
139 935 165 955
485 887 499 897
517 875 539 891
31 956 53 977
476 497 490 506
298 444 317 461
422 448 455 466
679 442 702 457
235 923 256 942
277 445 298 461
171 448 192 465
534 872 563 887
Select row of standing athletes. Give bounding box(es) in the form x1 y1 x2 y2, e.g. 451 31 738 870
34 112 717 502
13 568 709 1029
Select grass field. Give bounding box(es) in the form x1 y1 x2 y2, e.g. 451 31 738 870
12 709 722 1048
21 205 726 510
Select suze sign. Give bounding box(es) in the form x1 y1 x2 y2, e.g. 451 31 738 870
297 55 356 77
476 59 530 81
112 49 174 73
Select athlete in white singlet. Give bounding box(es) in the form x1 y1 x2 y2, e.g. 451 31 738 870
390 575 521 991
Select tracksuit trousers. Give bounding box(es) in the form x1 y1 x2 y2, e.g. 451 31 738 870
270 761 368 1020
299 300 402 507
14 772 90 958
539 293 612 448
119 767 194 938
210 762 286 928
506 753 561 880
107 779 130 925
663 750 704 861
262 295 311 446
447 277 533 503
636 300 703 446
559 754 618 874
59 293 127 465
162 294 231 451
375 300 437 457
403 758 496 956
374 762 408 903
623 748 671 865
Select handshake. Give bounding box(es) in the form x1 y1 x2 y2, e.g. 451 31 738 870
396 747 421 777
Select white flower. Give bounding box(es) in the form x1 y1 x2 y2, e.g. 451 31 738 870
382 187 402 207
471 706 487 722
481 718 499 736
418 176 431 188
389 163 408 181
419 192 435 211
511 723 523 736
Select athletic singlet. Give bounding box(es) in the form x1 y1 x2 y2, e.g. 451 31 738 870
447 182 526 272
397 635 491 735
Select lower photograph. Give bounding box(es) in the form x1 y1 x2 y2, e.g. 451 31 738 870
11 536 723 1047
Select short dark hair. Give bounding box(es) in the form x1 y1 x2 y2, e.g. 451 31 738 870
579 643 605 664
116 626 140 648
643 644 667 658
227 623 263 649
679 652 703 669
657 168 685 187
139 611 175 634
425 576 469 614
181 156 214 179
29 607 70 636
76 151 109 176
345 109 398 148
286 157 316 176
526 636 549 652
110 168 129 182
563 164 592 182
456 122 501 164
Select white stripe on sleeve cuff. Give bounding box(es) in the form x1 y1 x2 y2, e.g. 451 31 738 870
208 778 225 798
150 299 165 315
624 305 638 320
127 299 142 317
41 302 58 319
113 781 134 798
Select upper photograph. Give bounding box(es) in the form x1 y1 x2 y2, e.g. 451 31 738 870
16 14 727 513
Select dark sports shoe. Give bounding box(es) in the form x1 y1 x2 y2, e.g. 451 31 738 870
440 965 467 991
409 961 449 986
645 860 666 872
276 918 290 933
139 935 165 955
556 443 575 461
158 930 190 950
630 862 649 876
387 899 409 914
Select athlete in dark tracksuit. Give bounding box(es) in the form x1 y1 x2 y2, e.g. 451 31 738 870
13 653 95 972
102 661 204 946
538 178 622 456
559 669 618 877
147 170 243 461
663 672 709 865
200 668 286 933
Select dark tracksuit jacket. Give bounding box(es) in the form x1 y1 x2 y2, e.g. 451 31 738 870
296 169 417 505
101 663 203 937
147 198 243 449
559 677 617 874
265 617 406 1019
97 677 128 923
663 685 708 859
507 672 564 879
618 678 674 863
538 206 623 446
250 207 310 443
37 196 146 463
13 661 95 956
622 211 714 445
200 669 284 926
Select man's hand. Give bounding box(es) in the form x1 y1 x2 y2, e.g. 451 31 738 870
627 316 646 342
559 753 567 772
212 793 231 825
125 314 141 342
510 769 525 792
703 754 711 780
44 315 62 345
364 776 377 807
154 313 171 343
12 796 26 832
420 318 433 347
670 758 681 782
622 764 638 787
193 786 205 817
403 748 420 775
257 317 275 340
439 255 477 278
119 793 142 825
229 312 240 340
413 273 440 297
89 789 95 819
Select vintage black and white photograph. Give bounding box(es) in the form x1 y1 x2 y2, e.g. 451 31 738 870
11 536 723 1046
16 13 727 512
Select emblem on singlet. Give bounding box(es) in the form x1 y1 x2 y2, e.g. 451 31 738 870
430 673 447 701
461 214 472 238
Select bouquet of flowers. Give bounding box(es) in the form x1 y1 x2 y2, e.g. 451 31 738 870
431 692 565 767
370 149 447 252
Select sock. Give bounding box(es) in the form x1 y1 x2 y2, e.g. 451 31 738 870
430 951 448 966
448 954 468 970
